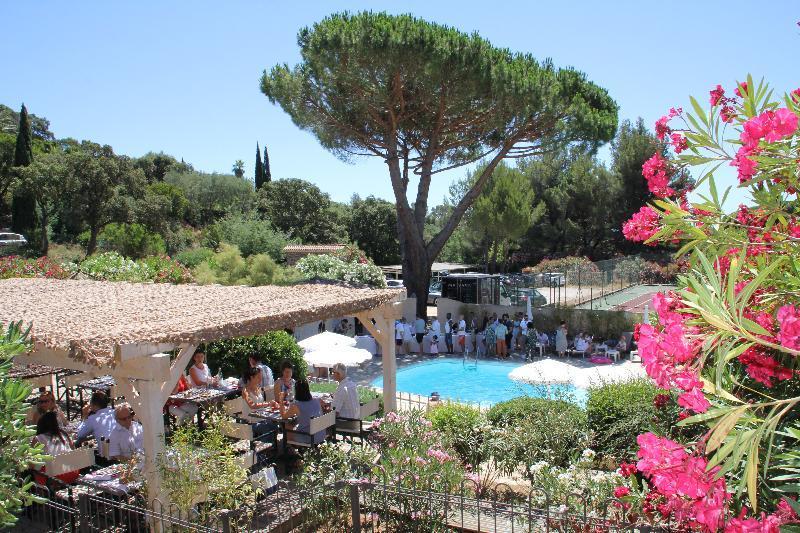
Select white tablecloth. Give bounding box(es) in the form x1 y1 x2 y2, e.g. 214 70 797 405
355 335 380 355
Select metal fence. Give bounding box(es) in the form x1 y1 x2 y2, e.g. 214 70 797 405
16 475 674 532
506 256 653 308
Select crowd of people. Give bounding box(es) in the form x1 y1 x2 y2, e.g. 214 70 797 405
392 313 632 361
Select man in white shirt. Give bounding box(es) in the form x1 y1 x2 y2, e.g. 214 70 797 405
395 320 405 355
331 363 360 420
431 318 441 336
108 403 144 462
457 315 467 352
75 392 117 447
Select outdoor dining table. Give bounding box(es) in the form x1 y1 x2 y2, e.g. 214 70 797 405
76 463 141 497
168 386 237 428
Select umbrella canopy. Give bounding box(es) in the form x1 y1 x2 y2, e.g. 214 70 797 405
508 358 577 385
298 331 357 352
303 346 373 368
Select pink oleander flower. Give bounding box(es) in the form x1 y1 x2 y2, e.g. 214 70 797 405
678 387 711 413
791 88 800 104
777 305 800 351
732 148 759 184
614 486 630 498
670 132 688 154
709 85 725 106
655 115 671 141
741 108 799 147
738 346 793 388
735 81 749 98
619 462 637 477
652 291 684 327
642 153 676 198
623 206 660 244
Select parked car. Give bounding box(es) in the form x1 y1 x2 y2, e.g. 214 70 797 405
0 232 27 250
540 272 566 287
427 282 442 305
519 288 547 307
386 279 405 289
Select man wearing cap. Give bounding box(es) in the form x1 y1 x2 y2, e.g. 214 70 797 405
331 363 360 420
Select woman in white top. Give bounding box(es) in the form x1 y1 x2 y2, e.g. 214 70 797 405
189 351 215 387
32 412 78 484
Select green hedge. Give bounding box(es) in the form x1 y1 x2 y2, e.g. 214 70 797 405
586 379 659 460
428 403 487 466
487 397 588 469
205 331 306 381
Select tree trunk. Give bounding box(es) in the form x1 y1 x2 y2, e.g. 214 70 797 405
399 223 433 318
39 209 49 256
87 225 99 256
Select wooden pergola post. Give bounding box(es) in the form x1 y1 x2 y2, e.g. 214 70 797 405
357 301 402 413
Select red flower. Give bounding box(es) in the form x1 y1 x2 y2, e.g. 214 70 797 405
623 206 660 244
670 133 688 154
642 153 677 198
653 393 671 409
734 82 748 98
614 486 631 498
709 85 725 106
619 462 638 477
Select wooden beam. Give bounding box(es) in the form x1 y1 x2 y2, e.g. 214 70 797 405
19 347 171 380
159 343 197 405
373 314 397 412
134 379 168 514
115 343 176 362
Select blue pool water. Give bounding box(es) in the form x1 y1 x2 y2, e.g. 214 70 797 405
371 358 587 407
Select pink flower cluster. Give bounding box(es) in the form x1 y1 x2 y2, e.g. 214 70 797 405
777 305 800 352
642 153 677 198
708 84 739 123
636 433 728 531
725 500 799 532
638 293 710 413
426 448 454 464
733 107 798 184
739 346 793 388
622 205 660 244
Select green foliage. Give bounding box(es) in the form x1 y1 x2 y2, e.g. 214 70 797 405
347 195 399 265
523 255 598 275
159 411 256 524
165 169 255 226
11 104 36 234
428 402 488 466
204 213 288 259
257 178 348 244
15 152 68 254
175 247 215 268
0 103 55 141
487 396 588 469
586 379 660 460
133 152 190 183
71 251 193 283
96 222 166 258
254 142 264 189
192 243 301 287
0 321 48 527
295 253 386 288
205 331 306 380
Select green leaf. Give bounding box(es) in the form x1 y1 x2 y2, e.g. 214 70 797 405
690 95 709 127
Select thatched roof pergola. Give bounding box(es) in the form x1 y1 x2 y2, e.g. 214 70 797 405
1 277 403 510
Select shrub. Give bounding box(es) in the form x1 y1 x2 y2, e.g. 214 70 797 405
139 255 194 284
71 252 193 284
47 243 85 264
295 253 386 288
0 256 70 279
192 244 302 286
428 402 488 466
95 222 167 259
523 256 598 275
586 379 660 460
205 213 289 260
488 396 588 470
175 247 215 268
205 331 306 381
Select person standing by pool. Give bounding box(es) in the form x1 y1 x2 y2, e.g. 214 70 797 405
395 319 405 355
457 314 467 353
444 313 454 354
495 320 508 357
555 321 568 357
414 314 426 355
403 318 414 354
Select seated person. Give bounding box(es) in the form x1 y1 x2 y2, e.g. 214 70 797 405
248 354 274 394
165 374 198 425
273 360 296 402
616 335 628 352
242 367 279 437
26 390 68 428
32 411 79 485
188 351 217 388
108 404 143 463
75 391 116 447
574 333 591 354
331 363 359 420
280 379 325 445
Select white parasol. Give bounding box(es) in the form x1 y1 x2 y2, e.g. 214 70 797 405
509 358 646 388
509 358 577 385
303 346 373 368
298 331 357 352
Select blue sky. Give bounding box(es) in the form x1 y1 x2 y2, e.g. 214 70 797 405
2 1 798 207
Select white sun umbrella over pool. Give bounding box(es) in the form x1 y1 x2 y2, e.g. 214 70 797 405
303 346 373 369
298 331 357 352
508 358 578 385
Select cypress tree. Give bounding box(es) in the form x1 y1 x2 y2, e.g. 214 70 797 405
11 104 36 234
263 145 271 183
254 142 264 189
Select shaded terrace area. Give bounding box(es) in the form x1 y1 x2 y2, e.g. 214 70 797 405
0 277 404 512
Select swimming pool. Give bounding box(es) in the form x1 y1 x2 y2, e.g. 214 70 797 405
371 358 587 407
